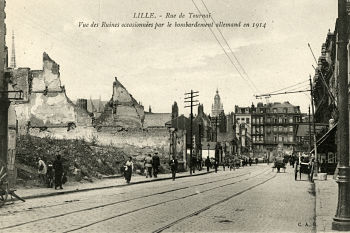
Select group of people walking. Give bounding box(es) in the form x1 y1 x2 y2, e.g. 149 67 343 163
144 153 160 178
37 154 66 190
123 153 179 183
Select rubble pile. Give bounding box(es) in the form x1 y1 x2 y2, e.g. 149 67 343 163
16 135 127 179
15 135 170 180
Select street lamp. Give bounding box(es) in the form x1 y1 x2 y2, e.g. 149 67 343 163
332 0 350 230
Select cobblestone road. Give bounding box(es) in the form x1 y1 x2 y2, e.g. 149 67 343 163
0 164 315 233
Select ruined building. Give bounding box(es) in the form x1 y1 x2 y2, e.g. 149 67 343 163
95 77 145 131
8 52 92 134
95 77 172 131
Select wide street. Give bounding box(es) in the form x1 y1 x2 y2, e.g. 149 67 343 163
0 164 315 233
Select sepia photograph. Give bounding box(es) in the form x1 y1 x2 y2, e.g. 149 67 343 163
0 0 348 232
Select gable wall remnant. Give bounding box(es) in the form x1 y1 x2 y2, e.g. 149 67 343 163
9 52 92 134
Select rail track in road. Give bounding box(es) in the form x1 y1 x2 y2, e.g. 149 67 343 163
0 169 252 217
152 171 277 233
0 167 273 232
64 168 274 232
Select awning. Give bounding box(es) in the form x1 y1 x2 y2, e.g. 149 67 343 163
310 123 337 153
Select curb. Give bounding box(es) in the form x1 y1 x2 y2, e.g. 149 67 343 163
21 171 214 200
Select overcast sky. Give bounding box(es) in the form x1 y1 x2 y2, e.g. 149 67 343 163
6 0 337 114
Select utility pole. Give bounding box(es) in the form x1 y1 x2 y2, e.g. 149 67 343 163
309 75 317 177
184 90 199 175
215 117 218 142
0 0 8 168
308 106 311 152
332 0 350 230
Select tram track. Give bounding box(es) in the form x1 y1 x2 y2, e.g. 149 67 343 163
0 169 253 217
1 167 271 231
153 171 277 233
64 168 273 232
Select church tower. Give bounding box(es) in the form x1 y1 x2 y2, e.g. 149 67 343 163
211 89 224 117
10 30 16 68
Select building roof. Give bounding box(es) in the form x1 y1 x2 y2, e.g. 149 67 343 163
165 115 190 129
144 112 171 128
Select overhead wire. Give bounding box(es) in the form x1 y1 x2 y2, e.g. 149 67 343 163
269 80 309 94
191 0 257 93
199 0 259 93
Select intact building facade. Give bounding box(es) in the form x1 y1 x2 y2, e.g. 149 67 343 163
234 105 252 155
254 101 303 156
233 102 304 158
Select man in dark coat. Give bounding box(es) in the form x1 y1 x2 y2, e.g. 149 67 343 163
191 156 197 174
205 156 211 172
152 152 160 178
214 159 219 173
53 154 64 189
169 156 178 181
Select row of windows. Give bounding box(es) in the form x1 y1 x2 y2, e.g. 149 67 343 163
267 126 293 133
265 135 294 143
252 117 264 124
253 135 294 143
252 136 264 142
252 126 264 134
238 107 299 114
236 116 301 125
251 126 294 134
236 117 250 123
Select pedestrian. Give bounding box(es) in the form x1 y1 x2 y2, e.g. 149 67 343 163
46 161 54 188
152 152 160 178
53 154 64 190
255 157 258 165
294 160 299 181
37 157 47 185
191 156 197 174
214 159 219 173
169 156 178 181
249 157 253 166
144 154 153 178
197 157 203 171
205 156 211 172
229 159 233 171
124 156 134 184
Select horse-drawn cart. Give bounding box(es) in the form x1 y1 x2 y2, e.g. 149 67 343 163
273 157 286 173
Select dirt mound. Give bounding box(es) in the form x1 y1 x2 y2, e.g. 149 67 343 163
15 135 170 180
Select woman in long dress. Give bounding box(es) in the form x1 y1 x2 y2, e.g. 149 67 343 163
124 157 133 184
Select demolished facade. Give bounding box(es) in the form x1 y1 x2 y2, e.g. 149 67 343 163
95 77 171 132
8 52 93 134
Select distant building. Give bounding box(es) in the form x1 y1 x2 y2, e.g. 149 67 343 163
256 101 304 157
234 105 252 155
211 89 224 117
233 101 305 158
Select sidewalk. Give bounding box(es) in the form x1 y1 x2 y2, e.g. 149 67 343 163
15 169 213 200
315 175 338 233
